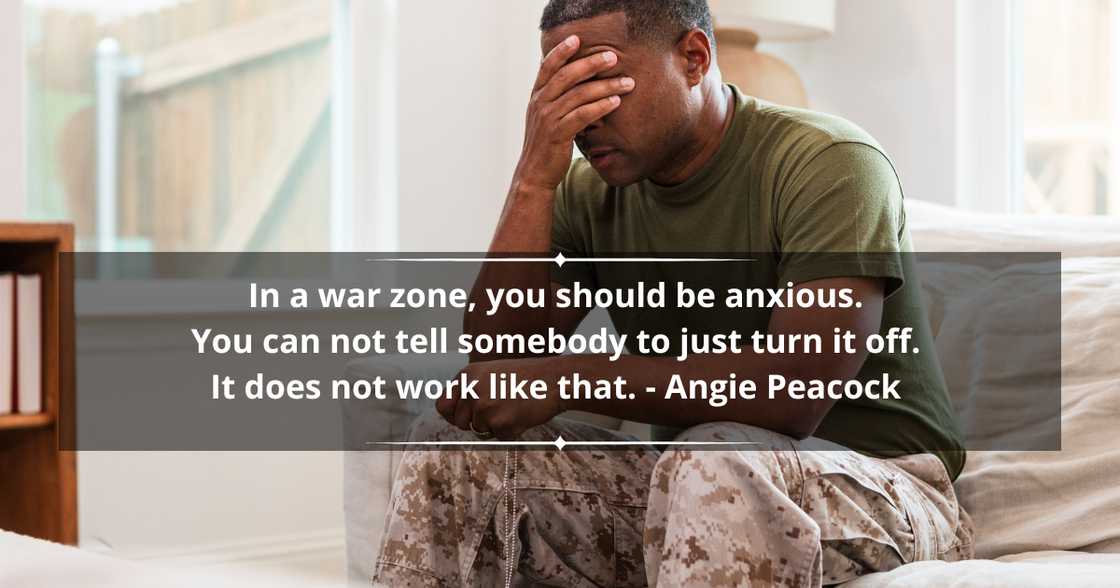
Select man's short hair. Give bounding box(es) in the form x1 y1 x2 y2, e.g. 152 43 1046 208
540 0 715 47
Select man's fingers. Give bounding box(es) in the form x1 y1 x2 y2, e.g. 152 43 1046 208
538 50 618 103
435 395 457 422
452 397 473 431
439 367 470 424
557 95 622 137
486 414 518 441
553 76 634 122
494 424 526 442
534 35 580 91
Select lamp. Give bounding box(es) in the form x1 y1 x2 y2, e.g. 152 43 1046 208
708 0 836 108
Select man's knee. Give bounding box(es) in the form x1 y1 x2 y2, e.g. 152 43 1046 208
405 410 470 443
652 423 795 493
672 421 798 449
390 412 476 496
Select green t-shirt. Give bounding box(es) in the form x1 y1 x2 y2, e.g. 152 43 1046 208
551 84 965 479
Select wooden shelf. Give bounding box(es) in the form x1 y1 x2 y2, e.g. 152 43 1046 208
0 414 55 431
0 223 76 545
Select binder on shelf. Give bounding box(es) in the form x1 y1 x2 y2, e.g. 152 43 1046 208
16 274 42 415
0 273 12 416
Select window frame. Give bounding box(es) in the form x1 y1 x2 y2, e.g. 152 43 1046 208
351 0 399 253
8 1 403 315
958 0 1120 215
955 0 1024 213
1111 0 1120 215
14 0 397 254
13 0 399 316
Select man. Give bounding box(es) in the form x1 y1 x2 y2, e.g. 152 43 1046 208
374 1 973 586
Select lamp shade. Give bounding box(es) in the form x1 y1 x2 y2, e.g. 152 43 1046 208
709 0 836 41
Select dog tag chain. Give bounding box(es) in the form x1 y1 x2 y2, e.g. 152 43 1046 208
502 448 520 588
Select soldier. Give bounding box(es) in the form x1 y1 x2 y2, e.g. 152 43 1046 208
374 1 973 586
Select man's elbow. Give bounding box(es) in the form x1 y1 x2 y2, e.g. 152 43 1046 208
784 413 824 441
775 357 859 440
724 404 824 441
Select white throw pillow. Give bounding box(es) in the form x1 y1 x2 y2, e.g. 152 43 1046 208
940 258 1120 558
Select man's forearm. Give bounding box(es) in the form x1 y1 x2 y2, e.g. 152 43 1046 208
464 37 629 361
487 182 555 254
463 183 560 360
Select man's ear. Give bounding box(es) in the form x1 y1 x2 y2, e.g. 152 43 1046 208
677 28 714 86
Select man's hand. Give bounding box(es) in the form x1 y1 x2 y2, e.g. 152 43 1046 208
513 35 635 192
466 37 611 363
436 358 567 440
455 40 633 427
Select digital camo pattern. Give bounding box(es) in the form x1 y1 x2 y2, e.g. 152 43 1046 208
643 423 974 587
372 414 973 587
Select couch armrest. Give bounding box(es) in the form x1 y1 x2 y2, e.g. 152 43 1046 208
341 354 465 586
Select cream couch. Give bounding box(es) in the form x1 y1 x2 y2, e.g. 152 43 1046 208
343 200 1120 587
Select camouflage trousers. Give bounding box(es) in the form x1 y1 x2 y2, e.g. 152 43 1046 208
373 413 974 587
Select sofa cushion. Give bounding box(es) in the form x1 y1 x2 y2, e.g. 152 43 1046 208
845 550 1120 588
905 201 1120 558
906 199 1120 256
953 259 1120 558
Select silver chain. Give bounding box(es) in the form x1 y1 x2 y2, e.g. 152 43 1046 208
502 448 520 588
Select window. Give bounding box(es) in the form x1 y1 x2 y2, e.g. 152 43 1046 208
958 0 1117 216
1020 0 1117 215
24 0 339 251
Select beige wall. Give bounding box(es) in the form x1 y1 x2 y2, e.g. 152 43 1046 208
766 0 959 206
395 0 545 251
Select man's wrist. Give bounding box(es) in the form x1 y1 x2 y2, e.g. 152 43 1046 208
544 355 579 413
510 177 559 202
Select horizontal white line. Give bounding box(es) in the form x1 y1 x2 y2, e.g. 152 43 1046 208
365 257 756 263
366 440 759 447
